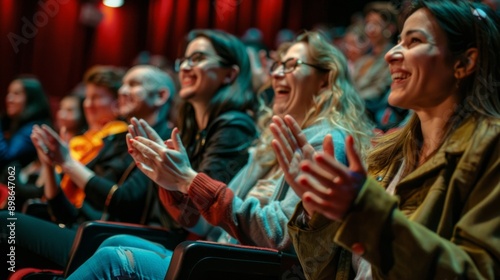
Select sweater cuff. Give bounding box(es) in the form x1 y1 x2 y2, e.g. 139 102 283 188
187 173 226 210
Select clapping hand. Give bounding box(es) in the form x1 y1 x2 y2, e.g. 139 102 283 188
30 124 71 166
127 119 197 193
298 135 366 220
270 114 334 215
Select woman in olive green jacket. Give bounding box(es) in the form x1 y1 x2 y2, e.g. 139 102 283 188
273 0 500 279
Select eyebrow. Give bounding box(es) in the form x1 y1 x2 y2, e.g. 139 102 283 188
397 29 432 41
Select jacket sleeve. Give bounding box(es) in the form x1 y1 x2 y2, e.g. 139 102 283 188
48 133 134 224
334 164 500 280
84 167 149 223
160 116 256 229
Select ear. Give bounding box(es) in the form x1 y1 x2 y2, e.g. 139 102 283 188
454 48 478 79
154 88 170 107
223 65 240 85
319 73 330 92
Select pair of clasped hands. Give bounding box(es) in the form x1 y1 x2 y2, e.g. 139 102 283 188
31 125 71 167
127 115 366 222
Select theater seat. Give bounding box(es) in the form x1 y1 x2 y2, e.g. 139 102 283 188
9 223 302 280
63 220 187 277
165 241 303 280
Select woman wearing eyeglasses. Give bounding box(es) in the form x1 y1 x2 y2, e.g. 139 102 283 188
172 30 259 184
64 30 373 280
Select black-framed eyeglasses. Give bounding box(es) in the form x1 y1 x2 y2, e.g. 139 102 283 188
270 58 329 74
175 51 230 72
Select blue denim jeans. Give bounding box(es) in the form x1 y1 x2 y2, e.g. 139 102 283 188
67 234 173 280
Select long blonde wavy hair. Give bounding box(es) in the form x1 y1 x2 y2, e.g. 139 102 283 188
254 31 374 167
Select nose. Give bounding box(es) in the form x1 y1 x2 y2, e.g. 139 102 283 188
176 58 193 72
385 45 403 64
179 61 192 71
270 66 285 78
118 85 129 96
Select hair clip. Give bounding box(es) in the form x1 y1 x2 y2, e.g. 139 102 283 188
472 8 487 20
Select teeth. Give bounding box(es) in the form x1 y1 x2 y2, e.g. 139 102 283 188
182 77 195 84
392 72 410 80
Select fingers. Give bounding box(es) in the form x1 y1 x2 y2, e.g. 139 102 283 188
270 118 295 161
283 115 308 148
41 124 60 141
345 135 365 175
132 136 165 158
31 125 48 152
128 124 137 139
129 138 163 174
130 117 147 138
276 116 300 151
299 162 337 195
313 152 351 184
170 128 182 151
41 124 65 155
281 115 317 160
127 143 156 175
126 133 133 152
322 134 334 157
165 139 175 149
173 128 187 153
302 192 339 221
271 139 290 170
139 119 164 145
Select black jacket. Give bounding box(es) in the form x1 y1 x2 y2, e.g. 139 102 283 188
48 123 171 225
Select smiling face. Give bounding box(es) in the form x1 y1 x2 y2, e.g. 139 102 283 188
271 42 326 124
178 37 229 105
118 67 156 120
83 84 117 129
6 80 27 118
385 8 458 112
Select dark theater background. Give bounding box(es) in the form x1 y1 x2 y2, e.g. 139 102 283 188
0 0 388 113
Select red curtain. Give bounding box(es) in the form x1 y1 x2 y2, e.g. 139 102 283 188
0 0 371 113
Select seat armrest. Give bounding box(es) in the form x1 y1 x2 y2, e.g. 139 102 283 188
64 220 187 277
165 241 303 280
